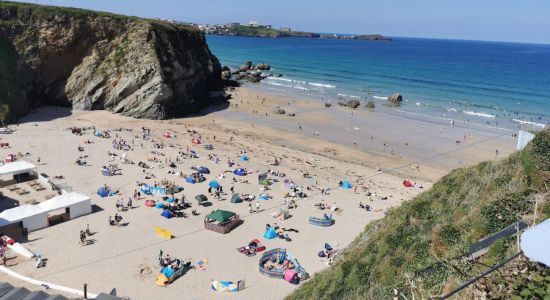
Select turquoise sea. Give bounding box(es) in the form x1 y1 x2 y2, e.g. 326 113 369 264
206 35 550 128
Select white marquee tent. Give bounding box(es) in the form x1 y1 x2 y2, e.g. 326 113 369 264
0 204 48 232
37 192 92 219
0 192 92 233
0 161 37 176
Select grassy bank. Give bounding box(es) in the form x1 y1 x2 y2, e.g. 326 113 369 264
288 129 550 299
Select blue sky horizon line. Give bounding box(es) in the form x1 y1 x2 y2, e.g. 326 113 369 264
8 0 550 45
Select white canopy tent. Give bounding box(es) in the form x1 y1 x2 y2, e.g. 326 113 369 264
0 192 92 233
37 192 92 219
0 204 48 232
521 218 550 267
0 161 37 176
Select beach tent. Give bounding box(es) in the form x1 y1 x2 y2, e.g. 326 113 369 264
231 194 242 203
37 192 92 219
207 210 235 223
521 218 550 266
259 194 269 201
155 203 165 209
233 169 247 176
192 138 201 145
284 269 300 284
196 194 208 204
211 280 245 292
197 167 210 174
263 227 277 239
341 181 352 189
156 266 175 287
145 200 156 207
309 214 334 227
161 210 174 219
166 197 176 203
204 210 242 234
0 204 49 232
97 187 109 198
155 226 173 239
209 180 220 189
186 176 197 184
403 180 412 187
240 155 248 161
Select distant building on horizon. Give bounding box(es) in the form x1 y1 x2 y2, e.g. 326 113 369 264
281 27 291 32
249 20 259 27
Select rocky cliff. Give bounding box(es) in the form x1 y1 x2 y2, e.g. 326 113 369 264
0 2 222 122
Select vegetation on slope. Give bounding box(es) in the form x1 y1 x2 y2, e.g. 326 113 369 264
288 129 550 299
211 25 320 38
0 1 199 32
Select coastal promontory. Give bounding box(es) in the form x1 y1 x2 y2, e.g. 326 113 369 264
0 2 222 122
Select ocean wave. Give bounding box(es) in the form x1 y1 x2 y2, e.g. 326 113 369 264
266 77 293 83
512 119 546 128
446 107 458 112
308 82 336 88
372 96 386 100
264 81 309 91
463 111 496 118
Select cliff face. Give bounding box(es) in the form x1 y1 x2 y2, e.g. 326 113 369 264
0 2 221 121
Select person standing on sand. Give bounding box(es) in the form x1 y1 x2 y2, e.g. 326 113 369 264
256 201 260 212
248 203 253 213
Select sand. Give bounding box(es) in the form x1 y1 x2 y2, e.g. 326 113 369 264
0 86 516 300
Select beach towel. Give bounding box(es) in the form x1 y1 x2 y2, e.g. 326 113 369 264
211 280 245 292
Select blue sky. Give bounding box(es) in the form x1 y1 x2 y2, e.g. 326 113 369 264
13 0 550 44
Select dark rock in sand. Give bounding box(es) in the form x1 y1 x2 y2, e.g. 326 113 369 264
325 102 332 108
365 101 375 109
287 112 296 117
275 108 286 114
277 74 283 77
347 100 360 108
388 93 403 106
338 102 347 107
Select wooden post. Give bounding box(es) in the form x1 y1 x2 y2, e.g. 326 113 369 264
84 283 87 299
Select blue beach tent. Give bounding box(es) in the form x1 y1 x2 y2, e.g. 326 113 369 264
240 154 248 161
341 181 352 189
233 169 247 176
186 176 197 184
263 227 277 239
97 187 109 198
208 180 220 189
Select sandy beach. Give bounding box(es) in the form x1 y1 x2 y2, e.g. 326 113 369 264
0 87 516 300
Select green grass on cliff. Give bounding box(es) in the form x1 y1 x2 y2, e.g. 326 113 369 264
0 1 199 32
287 129 550 300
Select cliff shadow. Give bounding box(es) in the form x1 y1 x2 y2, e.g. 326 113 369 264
18 106 72 124
194 101 231 117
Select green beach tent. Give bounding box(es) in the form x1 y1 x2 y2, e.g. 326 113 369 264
207 209 236 223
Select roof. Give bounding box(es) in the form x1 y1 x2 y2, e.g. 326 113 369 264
0 204 46 223
0 161 37 176
521 218 550 266
37 192 90 213
0 282 70 300
207 209 235 223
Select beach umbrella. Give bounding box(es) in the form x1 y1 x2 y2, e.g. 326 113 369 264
209 180 220 189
